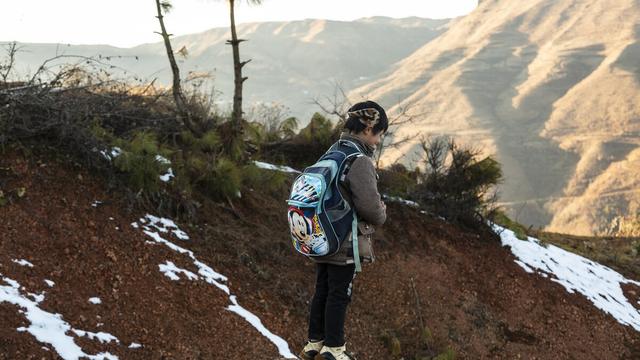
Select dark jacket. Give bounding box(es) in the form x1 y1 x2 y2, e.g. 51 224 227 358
312 133 387 266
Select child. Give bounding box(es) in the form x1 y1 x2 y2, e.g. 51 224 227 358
300 100 388 360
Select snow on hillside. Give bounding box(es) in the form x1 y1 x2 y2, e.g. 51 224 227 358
254 160 300 174
0 211 296 359
0 270 122 360
255 160 640 333
134 214 297 359
496 225 640 332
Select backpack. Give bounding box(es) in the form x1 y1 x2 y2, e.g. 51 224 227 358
286 139 365 271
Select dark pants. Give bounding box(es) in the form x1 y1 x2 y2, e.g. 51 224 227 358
308 263 356 347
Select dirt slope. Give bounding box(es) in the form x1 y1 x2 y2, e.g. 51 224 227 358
1 150 639 359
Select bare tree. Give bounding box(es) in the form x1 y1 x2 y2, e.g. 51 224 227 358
312 83 352 122
313 84 422 169
0 42 20 87
374 102 422 169
226 0 262 135
154 0 200 136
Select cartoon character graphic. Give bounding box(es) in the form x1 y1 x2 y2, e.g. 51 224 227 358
290 175 322 204
288 207 313 243
307 234 329 255
288 207 329 255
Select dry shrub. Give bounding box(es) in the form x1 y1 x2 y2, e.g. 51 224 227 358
413 136 502 229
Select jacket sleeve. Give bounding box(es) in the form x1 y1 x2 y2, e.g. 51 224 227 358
345 156 387 226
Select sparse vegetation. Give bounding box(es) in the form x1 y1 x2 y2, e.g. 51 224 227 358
532 229 640 280
0 56 294 220
611 213 640 237
381 330 403 358
432 348 456 360
492 210 529 240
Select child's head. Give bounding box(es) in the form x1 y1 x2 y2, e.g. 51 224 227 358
344 100 389 147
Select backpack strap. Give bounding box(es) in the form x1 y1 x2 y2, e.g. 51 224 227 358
337 139 366 154
352 215 361 272
339 146 363 273
339 153 363 183
327 139 365 272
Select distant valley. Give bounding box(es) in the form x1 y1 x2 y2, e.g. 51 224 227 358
5 4 640 235
6 17 448 122
354 0 640 235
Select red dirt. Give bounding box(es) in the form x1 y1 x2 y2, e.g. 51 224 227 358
1 150 640 359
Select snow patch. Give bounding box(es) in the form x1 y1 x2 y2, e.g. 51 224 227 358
155 155 170 165
88 297 102 305
44 280 55 287
29 292 45 303
72 329 118 344
0 276 119 360
12 259 34 267
159 168 174 182
100 147 122 161
155 155 174 183
495 225 640 332
253 161 300 174
129 342 142 349
159 261 198 281
143 214 189 240
382 194 419 208
91 200 103 207
135 214 295 358
227 295 295 358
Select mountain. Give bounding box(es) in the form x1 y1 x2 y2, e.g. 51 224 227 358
6 17 448 122
1 150 638 358
352 0 640 235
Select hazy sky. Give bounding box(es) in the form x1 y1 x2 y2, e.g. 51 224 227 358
1 0 478 48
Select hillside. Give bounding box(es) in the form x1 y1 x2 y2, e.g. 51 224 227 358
352 0 640 236
1 148 639 359
6 17 448 122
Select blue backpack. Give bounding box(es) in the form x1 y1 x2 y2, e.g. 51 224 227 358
287 140 365 271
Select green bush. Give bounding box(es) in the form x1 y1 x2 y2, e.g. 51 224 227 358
259 112 340 169
201 157 242 200
412 136 502 229
246 102 298 144
299 112 335 148
113 132 170 194
378 163 420 198
241 164 288 194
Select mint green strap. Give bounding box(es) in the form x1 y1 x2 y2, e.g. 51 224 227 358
352 216 361 272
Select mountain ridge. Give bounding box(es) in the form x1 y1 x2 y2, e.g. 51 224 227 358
5 17 448 122
352 0 640 235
